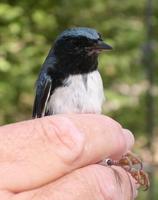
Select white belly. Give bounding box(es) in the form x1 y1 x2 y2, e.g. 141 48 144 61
47 70 105 114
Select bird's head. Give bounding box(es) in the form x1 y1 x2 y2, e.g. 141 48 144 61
52 27 112 74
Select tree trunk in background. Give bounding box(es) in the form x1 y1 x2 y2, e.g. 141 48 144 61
143 0 155 199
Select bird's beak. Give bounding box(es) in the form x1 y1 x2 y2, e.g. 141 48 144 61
86 41 112 56
94 40 112 51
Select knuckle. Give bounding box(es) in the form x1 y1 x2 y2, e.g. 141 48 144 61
73 166 105 200
90 165 122 200
40 116 85 164
75 165 123 200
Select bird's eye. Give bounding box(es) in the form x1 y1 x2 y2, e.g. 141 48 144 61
70 39 75 44
67 40 78 47
66 38 78 46
70 37 88 47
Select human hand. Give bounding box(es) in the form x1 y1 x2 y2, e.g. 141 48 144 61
0 114 137 199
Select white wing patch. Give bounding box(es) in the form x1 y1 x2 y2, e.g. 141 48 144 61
47 70 105 114
42 84 51 117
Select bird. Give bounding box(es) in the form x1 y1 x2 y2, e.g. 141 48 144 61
32 27 150 190
32 27 112 118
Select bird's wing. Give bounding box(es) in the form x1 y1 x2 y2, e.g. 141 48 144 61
32 72 52 118
32 56 56 118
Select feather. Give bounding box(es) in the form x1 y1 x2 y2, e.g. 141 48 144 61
32 73 52 118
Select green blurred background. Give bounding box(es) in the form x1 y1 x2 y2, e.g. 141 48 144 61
0 0 157 199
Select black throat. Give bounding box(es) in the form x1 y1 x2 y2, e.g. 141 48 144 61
54 53 98 75
46 52 98 93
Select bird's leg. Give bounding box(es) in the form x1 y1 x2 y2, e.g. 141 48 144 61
101 152 150 190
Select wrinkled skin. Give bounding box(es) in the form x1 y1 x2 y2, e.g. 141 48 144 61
0 114 137 200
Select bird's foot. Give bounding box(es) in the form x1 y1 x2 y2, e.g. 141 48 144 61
103 152 150 190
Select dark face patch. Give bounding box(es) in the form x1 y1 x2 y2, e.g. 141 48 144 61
48 28 105 75
53 36 100 75
54 36 99 57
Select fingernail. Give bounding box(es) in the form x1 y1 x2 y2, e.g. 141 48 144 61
123 129 135 151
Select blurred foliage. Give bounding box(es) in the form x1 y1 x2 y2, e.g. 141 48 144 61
0 0 158 199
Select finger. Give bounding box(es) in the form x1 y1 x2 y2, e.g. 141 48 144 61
122 129 135 152
7 165 137 200
67 114 134 159
0 114 134 192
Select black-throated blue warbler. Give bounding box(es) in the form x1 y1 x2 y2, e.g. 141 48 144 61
32 27 112 118
32 27 150 190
